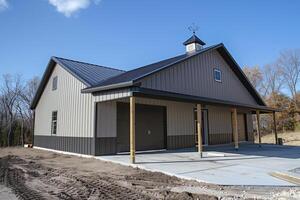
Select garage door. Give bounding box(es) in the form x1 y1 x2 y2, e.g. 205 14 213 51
237 114 247 141
117 102 166 152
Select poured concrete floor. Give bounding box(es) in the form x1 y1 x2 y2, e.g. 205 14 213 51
97 144 300 186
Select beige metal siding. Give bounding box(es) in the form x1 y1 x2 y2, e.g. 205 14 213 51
237 114 246 141
97 101 117 137
140 50 257 105
208 105 232 134
93 88 132 102
135 98 194 136
97 97 195 137
246 113 254 141
34 64 94 138
207 105 233 144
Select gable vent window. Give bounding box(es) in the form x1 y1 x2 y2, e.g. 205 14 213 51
51 111 57 135
52 76 58 90
214 68 222 82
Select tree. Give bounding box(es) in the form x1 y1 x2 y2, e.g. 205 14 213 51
263 63 284 98
277 49 300 108
265 92 296 132
18 77 40 144
0 74 23 146
243 66 266 96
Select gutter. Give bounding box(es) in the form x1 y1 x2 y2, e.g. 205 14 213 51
81 81 134 93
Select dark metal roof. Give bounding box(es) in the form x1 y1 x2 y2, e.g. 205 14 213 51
183 34 206 46
82 43 266 106
31 42 267 109
30 57 124 109
53 57 124 86
82 44 220 93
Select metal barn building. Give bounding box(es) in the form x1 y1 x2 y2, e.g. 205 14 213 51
31 35 277 163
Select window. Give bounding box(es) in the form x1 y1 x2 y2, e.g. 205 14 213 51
214 68 222 82
51 111 57 135
52 76 58 90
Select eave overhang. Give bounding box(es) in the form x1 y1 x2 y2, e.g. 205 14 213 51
131 87 279 113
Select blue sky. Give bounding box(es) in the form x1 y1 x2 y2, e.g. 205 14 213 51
0 0 299 80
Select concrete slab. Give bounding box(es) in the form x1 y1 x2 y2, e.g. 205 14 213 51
96 144 300 186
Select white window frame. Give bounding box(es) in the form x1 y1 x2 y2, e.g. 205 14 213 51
214 68 222 82
51 111 57 135
52 76 58 91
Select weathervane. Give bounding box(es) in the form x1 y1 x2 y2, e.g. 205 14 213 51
188 23 199 35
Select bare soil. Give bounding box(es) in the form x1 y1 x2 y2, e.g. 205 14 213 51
0 148 299 200
258 131 300 146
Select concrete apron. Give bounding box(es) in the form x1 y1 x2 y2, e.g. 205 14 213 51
95 144 300 186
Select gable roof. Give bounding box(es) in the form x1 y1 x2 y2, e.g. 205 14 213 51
31 43 267 109
30 57 124 109
82 43 266 106
82 44 221 92
53 57 125 86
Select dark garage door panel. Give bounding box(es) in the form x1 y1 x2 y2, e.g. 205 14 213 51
117 103 166 152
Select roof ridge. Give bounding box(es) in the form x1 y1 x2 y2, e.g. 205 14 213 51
91 53 187 87
89 44 223 89
52 56 126 72
133 44 222 72
130 53 186 72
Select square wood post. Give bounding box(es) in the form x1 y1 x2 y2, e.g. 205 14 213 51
273 111 278 145
196 104 203 157
256 110 261 147
130 97 136 164
232 108 239 150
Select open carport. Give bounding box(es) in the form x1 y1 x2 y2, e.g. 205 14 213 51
97 143 300 186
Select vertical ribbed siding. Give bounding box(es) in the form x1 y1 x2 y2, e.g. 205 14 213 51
96 97 195 138
208 105 232 135
34 64 94 139
97 101 117 137
207 105 233 145
34 135 94 155
120 97 195 136
140 50 258 106
246 113 254 142
93 88 132 102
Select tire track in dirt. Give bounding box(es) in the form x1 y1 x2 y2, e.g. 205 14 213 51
0 155 217 200
0 156 46 200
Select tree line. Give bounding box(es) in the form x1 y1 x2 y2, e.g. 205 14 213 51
0 74 39 147
243 49 300 133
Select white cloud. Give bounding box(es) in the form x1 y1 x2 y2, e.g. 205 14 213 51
0 0 8 11
48 0 100 17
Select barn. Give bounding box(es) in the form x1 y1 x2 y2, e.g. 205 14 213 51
31 34 277 163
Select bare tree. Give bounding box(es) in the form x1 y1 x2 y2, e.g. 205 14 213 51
17 76 40 144
0 74 23 146
263 63 284 96
277 49 300 107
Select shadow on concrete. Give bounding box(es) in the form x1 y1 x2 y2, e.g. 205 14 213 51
205 143 300 159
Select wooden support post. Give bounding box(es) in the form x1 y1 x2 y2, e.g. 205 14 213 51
130 97 136 164
256 110 261 147
196 104 203 157
232 108 239 150
273 111 278 145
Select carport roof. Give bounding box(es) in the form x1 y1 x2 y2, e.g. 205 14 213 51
131 87 278 113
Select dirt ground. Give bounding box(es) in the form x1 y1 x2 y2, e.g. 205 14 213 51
0 148 299 200
258 131 300 146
